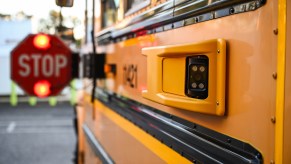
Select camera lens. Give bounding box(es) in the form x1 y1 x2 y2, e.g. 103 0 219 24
192 65 198 72
185 55 209 99
198 83 205 89
199 66 205 72
194 73 202 81
191 82 197 88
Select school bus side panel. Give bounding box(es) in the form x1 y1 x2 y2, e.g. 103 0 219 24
284 0 291 163
76 0 287 163
81 93 193 164
92 98 188 164
100 1 277 162
76 105 85 164
83 100 102 164
160 3 277 161
92 99 165 164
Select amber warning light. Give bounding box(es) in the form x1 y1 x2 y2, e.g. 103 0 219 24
33 80 51 98
33 34 51 50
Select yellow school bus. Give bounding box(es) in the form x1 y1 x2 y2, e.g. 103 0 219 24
75 0 291 163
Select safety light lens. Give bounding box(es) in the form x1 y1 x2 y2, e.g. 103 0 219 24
192 65 198 72
199 66 206 72
199 83 205 89
185 55 209 99
33 34 51 49
34 80 51 98
191 82 197 88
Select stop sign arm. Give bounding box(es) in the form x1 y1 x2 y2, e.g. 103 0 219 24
11 33 76 97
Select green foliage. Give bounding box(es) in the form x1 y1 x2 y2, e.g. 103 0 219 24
37 9 82 46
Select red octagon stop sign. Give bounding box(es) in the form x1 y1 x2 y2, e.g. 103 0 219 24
11 33 72 97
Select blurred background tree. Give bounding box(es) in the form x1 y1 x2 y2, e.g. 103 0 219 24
38 10 59 34
37 9 82 48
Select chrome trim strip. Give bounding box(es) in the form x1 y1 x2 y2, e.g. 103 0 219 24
125 0 151 16
112 9 173 38
83 124 114 164
174 0 208 16
92 88 263 163
96 0 266 45
122 0 174 28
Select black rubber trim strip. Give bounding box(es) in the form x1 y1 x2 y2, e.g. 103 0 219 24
96 0 266 45
83 124 115 164
94 88 263 164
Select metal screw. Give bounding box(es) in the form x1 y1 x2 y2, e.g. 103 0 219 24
227 139 231 143
249 2 256 10
272 72 277 79
273 29 278 35
180 151 184 156
240 4 246 12
256 0 261 7
270 160 275 164
210 12 215 19
217 49 220 54
271 117 276 124
195 17 199 23
216 101 219 106
229 8 235 14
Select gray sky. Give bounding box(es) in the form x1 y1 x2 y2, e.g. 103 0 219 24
0 0 86 19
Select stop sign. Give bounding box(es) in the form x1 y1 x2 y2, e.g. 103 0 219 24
11 33 72 97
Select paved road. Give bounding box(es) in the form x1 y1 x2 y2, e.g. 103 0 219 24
0 101 77 164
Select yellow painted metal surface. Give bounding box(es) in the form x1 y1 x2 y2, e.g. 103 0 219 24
76 105 85 164
78 0 282 163
142 39 226 115
93 3 278 160
105 5 276 160
163 57 185 96
283 0 291 163
276 0 286 163
84 139 102 164
82 94 192 164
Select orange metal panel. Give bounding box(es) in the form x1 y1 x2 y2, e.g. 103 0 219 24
283 0 291 163
141 39 226 115
84 139 102 164
81 93 193 163
76 105 85 164
91 99 170 164
95 1 278 162
276 0 286 162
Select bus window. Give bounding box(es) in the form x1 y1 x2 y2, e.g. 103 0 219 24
125 0 150 16
101 0 118 28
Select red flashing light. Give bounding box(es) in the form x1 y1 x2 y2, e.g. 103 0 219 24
104 64 111 73
34 80 51 98
33 34 51 50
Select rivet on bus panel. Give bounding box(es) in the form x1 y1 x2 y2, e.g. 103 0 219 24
272 72 277 79
273 29 278 35
271 117 276 124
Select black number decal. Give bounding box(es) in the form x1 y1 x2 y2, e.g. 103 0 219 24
123 64 138 88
